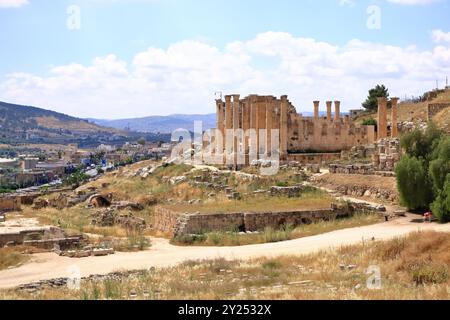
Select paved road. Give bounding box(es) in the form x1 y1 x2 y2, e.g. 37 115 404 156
0 214 449 289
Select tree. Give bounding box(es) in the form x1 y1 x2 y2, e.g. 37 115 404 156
395 155 433 210
431 175 450 222
137 137 146 146
362 84 389 111
428 135 450 191
396 122 449 221
400 122 443 164
362 118 377 127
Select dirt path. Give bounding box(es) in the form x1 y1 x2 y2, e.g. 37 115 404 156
1 215 449 289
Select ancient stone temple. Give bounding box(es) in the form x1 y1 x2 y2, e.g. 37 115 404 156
211 94 376 165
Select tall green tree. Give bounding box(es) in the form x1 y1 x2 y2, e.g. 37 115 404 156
400 122 443 164
431 175 450 222
429 135 450 191
362 84 389 111
396 122 449 221
395 155 434 210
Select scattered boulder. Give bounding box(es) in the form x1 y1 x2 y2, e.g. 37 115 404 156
88 193 113 208
92 209 146 229
32 198 49 210
270 186 303 198
111 201 144 211
170 176 187 185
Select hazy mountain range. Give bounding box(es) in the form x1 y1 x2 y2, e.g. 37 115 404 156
89 114 217 134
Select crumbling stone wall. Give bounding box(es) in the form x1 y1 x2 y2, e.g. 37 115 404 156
0 195 21 212
428 103 450 121
329 164 375 175
153 205 375 237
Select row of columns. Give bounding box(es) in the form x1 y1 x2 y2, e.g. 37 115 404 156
313 101 341 122
216 94 289 162
377 97 399 139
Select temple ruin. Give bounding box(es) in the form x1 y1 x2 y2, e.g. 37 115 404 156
210 94 379 165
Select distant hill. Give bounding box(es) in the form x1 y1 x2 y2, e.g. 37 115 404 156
0 101 131 147
90 114 217 134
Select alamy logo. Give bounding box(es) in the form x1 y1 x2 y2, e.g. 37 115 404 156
170 121 280 175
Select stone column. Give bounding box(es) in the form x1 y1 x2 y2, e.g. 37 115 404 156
326 101 332 123
313 101 320 121
232 94 240 166
280 95 289 160
242 98 251 165
265 97 273 157
225 95 233 131
216 99 225 139
257 97 267 157
334 101 341 122
391 97 399 138
377 97 388 140
224 95 233 165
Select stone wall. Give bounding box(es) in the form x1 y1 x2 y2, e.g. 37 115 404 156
152 206 183 234
286 153 341 165
334 184 397 202
0 227 83 249
0 195 21 212
428 103 450 120
153 205 367 237
329 164 375 175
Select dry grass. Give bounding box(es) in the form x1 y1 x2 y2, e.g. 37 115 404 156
172 213 383 246
0 246 35 271
163 189 332 214
433 107 450 133
2 231 449 300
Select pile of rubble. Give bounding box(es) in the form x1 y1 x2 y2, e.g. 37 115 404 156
270 186 303 198
305 164 321 173
372 138 401 172
397 120 427 133
329 164 375 175
91 209 146 229
46 187 99 210
334 184 398 202
17 270 149 293
58 244 115 258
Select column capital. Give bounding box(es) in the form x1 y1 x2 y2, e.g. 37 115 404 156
280 95 288 101
225 95 232 102
377 97 387 104
390 97 399 104
232 94 240 102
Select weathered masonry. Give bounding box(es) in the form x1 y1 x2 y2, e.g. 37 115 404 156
377 97 400 139
212 94 376 164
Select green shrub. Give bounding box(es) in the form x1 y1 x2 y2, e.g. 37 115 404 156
173 234 207 245
400 122 443 163
431 175 450 223
395 155 433 210
411 263 448 285
428 135 450 191
362 118 377 127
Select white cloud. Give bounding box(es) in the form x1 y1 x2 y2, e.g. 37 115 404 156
0 0 29 8
1 32 449 119
386 0 441 5
432 29 450 43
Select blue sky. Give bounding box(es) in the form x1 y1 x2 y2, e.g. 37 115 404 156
0 0 449 118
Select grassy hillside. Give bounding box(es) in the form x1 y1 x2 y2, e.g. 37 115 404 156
354 88 450 131
0 101 131 146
